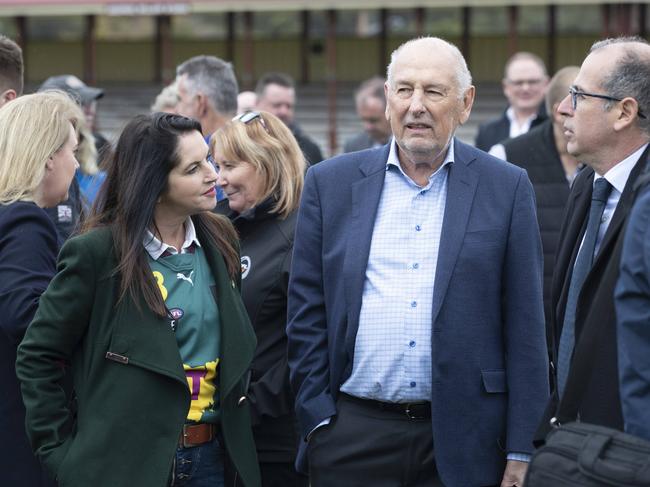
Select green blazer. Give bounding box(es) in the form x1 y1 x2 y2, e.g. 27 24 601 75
16 224 261 487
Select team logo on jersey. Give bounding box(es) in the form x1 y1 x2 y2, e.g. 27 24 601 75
168 307 184 332
241 256 251 279
177 270 194 287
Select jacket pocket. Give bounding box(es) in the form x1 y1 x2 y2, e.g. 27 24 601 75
481 369 507 393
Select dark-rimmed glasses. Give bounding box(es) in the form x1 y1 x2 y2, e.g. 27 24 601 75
569 86 646 119
232 110 270 133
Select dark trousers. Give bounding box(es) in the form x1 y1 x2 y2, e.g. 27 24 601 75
260 462 309 487
308 394 442 487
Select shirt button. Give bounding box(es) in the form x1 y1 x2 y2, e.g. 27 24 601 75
410 381 417 388
413 263 419 269
409 340 416 347
415 225 421 231
411 301 417 308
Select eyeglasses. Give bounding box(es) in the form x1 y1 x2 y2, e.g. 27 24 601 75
569 86 646 119
506 78 545 88
232 110 270 133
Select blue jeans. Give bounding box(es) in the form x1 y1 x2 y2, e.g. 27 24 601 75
171 436 225 487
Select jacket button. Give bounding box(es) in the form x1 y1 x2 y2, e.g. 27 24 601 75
237 396 247 406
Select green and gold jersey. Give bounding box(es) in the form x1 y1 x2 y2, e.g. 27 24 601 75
148 247 221 423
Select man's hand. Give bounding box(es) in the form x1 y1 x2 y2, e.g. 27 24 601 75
500 460 528 487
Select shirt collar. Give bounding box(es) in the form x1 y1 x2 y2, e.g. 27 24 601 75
386 137 455 182
595 143 649 194
143 217 202 261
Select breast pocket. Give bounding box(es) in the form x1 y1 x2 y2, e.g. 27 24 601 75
463 229 503 246
481 369 508 394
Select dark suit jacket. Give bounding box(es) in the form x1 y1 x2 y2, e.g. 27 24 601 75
287 140 549 486
537 146 649 441
343 132 384 153
502 120 571 357
16 223 261 487
0 202 58 487
475 107 547 152
616 186 650 442
291 123 323 165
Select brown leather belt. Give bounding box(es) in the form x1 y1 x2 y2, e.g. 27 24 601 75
178 423 217 448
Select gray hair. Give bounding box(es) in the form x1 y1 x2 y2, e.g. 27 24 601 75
590 37 650 134
386 37 472 99
176 55 238 116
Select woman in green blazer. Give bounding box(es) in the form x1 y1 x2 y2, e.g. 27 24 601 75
16 113 261 487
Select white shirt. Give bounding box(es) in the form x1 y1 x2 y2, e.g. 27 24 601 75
586 143 648 257
143 218 201 260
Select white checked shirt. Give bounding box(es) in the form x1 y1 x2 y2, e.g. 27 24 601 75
340 139 453 402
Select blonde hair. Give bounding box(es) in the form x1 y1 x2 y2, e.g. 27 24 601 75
0 90 81 204
212 110 305 218
77 122 99 176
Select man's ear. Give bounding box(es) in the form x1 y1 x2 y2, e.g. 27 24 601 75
0 89 17 106
196 92 208 117
614 97 643 132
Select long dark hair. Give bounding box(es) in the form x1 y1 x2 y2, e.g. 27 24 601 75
84 113 239 317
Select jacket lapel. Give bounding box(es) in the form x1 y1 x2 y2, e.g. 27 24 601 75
108 296 188 388
591 146 650 271
200 232 256 400
343 147 389 350
552 169 592 334
431 140 478 323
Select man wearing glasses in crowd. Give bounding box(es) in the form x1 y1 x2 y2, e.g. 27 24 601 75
475 52 549 152
536 37 650 442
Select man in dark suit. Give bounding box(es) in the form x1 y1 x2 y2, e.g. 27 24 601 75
475 52 548 152
343 76 391 153
537 37 650 440
256 72 323 165
494 66 580 359
287 36 549 487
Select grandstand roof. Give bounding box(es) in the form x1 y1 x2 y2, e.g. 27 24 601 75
0 0 645 17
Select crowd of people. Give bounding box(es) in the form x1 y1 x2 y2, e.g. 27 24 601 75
1 29 650 487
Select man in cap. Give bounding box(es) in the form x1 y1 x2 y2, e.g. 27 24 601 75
39 74 107 157
38 75 104 240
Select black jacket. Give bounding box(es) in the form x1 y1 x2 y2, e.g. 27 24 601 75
0 202 58 487
502 120 571 354
535 146 650 443
217 199 300 463
290 123 323 165
475 107 547 152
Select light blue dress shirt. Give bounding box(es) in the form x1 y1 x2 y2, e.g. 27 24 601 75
340 139 452 402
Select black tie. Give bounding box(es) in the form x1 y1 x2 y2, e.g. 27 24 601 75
557 178 612 397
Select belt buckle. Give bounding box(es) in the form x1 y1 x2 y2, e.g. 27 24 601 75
405 404 419 420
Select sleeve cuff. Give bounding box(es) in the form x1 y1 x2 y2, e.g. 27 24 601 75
507 452 531 463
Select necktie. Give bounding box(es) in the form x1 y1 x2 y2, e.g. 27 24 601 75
557 177 612 397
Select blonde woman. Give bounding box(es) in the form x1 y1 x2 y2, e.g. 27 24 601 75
213 110 307 487
0 90 81 486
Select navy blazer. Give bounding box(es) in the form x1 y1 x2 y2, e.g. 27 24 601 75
287 139 549 486
615 185 650 441
0 202 58 487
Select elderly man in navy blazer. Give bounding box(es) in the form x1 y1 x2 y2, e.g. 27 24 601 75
287 37 549 487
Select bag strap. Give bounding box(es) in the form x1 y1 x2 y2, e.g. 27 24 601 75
556 149 650 423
